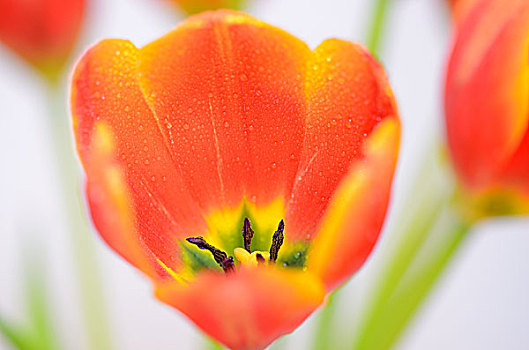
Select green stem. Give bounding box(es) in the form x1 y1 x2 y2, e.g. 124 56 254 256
45 83 113 350
366 0 391 55
376 211 471 349
352 151 455 350
311 292 338 350
24 249 60 350
203 337 224 350
269 334 288 350
0 316 32 350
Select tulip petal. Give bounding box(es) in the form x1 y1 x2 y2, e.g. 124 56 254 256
84 122 158 278
448 0 480 24
286 39 398 242
308 117 400 290
445 0 529 190
501 127 529 194
155 267 325 350
136 10 309 214
72 39 208 279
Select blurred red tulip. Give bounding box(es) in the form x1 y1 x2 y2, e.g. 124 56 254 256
0 0 84 80
445 0 529 213
71 10 400 349
167 0 245 15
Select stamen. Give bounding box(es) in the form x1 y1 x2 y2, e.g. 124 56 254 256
255 253 265 264
186 236 235 273
269 220 285 263
242 217 254 252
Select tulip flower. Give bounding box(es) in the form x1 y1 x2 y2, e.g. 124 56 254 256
0 0 84 81
445 0 529 215
71 10 400 349
167 0 245 15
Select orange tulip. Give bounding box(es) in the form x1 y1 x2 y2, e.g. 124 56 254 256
167 0 245 15
71 10 400 349
0 0 84 80
445 0 529 212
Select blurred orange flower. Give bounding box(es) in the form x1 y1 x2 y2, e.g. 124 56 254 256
445 0 529 212
167 0 245 15
71 10 399 350
0 0 85 81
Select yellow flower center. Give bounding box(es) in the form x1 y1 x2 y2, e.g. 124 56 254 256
233 248 271 266
186 217 284 273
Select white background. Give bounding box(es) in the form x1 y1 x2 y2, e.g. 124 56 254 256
1 0 528 349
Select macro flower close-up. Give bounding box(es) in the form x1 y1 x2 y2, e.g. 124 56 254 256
2 0 529 349
71 10 399 349
445 0 529 214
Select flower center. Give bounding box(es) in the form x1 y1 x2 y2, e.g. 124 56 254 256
186 218 285 274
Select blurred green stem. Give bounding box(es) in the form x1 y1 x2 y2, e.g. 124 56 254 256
0 317 31 350
374 209 471 349
204 337 224 350
24 249 60 350
352 151 472 350
45 82 113 350
311 292 338 350
366 0 391 55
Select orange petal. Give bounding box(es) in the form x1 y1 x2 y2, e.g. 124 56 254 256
155 266 325 350
445 0 529 191
501 126 529 195
136 10 310 211
308 117 400 290
72 39 207 279
447 0 480 25
84 122 159 278
286 39 398 242
0 0 84 79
